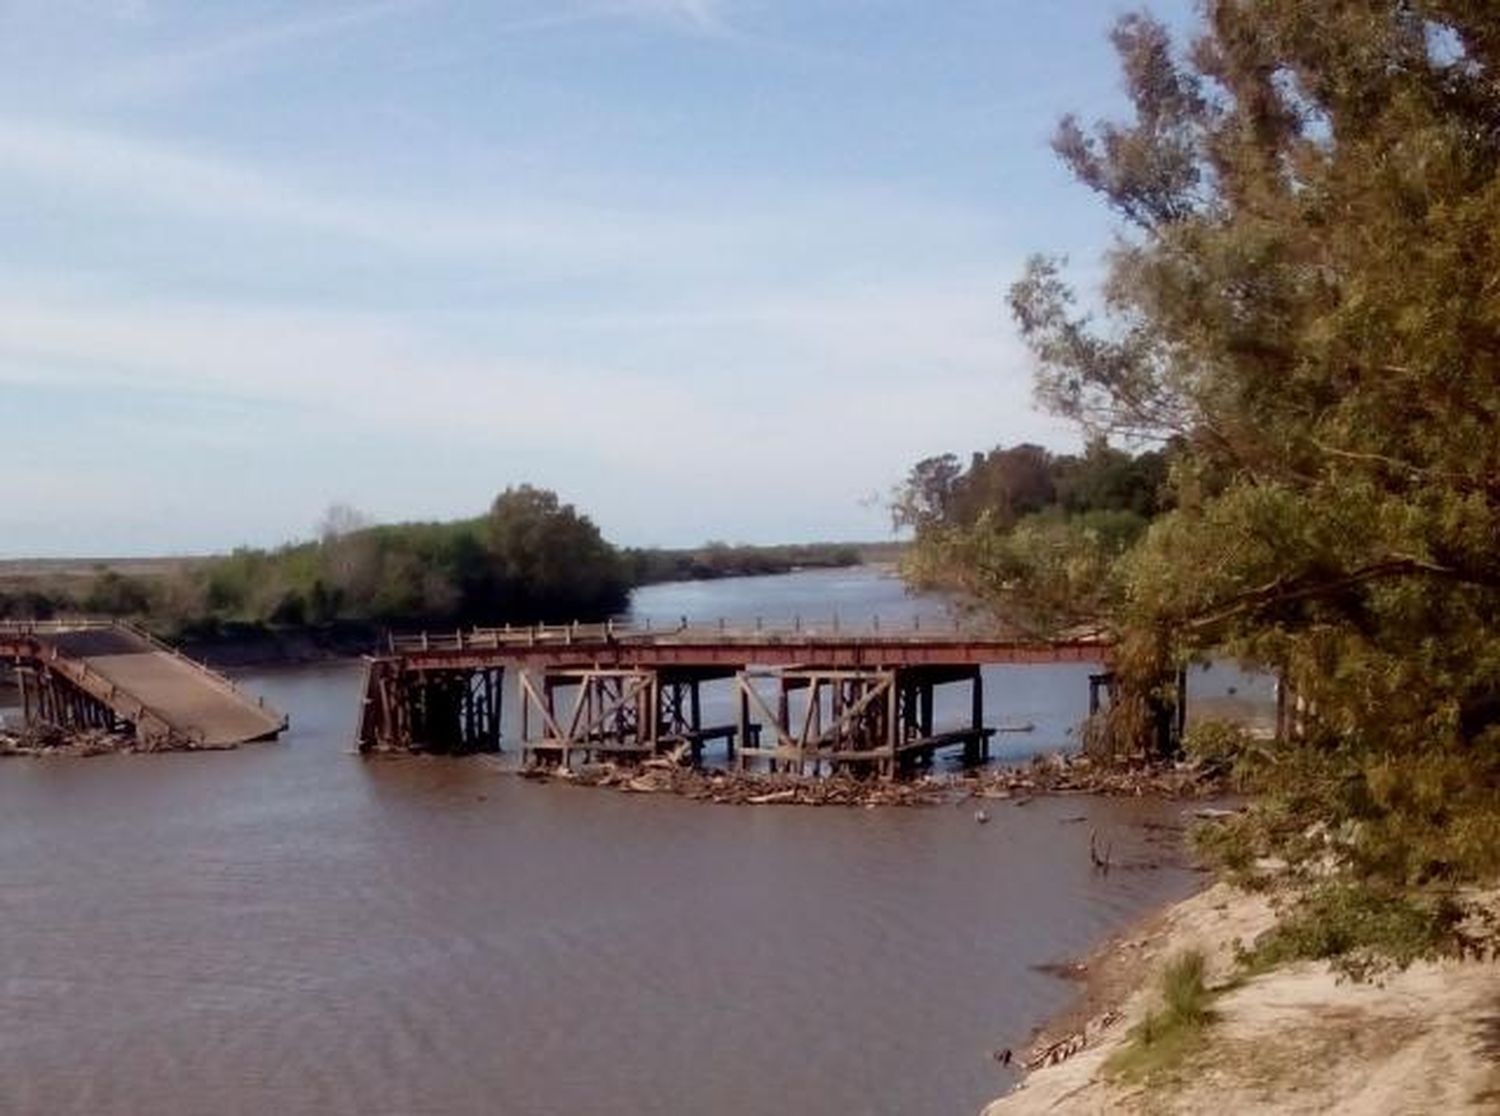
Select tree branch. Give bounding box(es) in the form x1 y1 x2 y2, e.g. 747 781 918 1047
1181 556 1493 634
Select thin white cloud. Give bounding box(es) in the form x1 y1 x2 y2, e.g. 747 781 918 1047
0 292 715 447
0 115 754 272
516 0 734 37
86 0 733 103
85 1 428 100
0 278 1063 476
620 0 732 34
0 114 1003 290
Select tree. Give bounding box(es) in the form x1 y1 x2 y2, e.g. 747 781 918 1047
1053 438 1169 519
1006 2 1500 763
892 454 963 532
83 569 154 616
954 444 1057 527
893 439 1164 631
316 503 372 542
486 485 627 620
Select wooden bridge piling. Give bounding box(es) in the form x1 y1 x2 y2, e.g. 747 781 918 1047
356 620 1110 774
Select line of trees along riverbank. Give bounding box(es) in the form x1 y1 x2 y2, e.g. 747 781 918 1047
0 485 871 635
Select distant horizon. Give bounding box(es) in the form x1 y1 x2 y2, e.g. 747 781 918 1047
1 1 1191 555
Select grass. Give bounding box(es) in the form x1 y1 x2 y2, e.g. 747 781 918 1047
1105 950 1216 1083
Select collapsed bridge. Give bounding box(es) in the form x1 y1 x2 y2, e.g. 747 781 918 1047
0 620 287 748
357 620 1113 778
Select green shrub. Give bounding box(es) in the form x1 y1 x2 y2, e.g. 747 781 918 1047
1106 950 1215 1082
1242 882 1490 982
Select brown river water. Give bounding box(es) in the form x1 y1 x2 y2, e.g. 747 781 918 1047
0 571 1243 1115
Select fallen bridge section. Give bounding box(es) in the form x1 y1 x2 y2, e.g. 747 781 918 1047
0 621 287 748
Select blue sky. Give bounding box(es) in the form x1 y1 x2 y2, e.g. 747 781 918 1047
0 0 1190 556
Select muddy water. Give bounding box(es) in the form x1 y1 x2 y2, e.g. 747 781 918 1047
0 570 1232 1115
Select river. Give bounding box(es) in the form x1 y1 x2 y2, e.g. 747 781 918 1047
0 568 1242 1115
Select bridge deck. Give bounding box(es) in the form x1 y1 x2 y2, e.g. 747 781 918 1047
1 622 286 747
381 621 1112 669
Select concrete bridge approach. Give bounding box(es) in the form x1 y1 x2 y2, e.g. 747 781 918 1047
0 620 287 748
357 620 1113 777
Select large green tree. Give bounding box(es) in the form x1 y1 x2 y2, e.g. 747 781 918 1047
486 485 627 620
894 439 1169 636
1006 1 1500 763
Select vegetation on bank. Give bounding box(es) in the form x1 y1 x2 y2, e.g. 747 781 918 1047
1186 723 1500 983
0 486 870 634
1104 950 1215 1085
931 2 1500 1069
622 541 863 585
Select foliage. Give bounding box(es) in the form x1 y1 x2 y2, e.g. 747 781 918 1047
624 541 862 585
81 569 154 616
1241 882 1488 983
0 494 872 634
179 487 632 628
903 509 1145 635
1191 731 1500 975
0 489 630 631
894 439 1169 635
1193 740 1500 887
962 0 1500 784
484 485 627 621
1181 717 1270 786
0 586 69 620
894 438 1169 539
1105 950 1215 1082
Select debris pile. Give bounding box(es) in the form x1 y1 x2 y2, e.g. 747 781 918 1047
0 723 233 756
968 753 1223 799
525 761 955 806
518 751 1226 807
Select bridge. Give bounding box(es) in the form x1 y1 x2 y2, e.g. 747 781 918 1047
0 620 287 748
357 620 1113 777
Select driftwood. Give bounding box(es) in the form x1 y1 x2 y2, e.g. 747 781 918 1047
520 764 951 806
0 724 222 756
1017 1006 1124 1075
1025 1031 1087 1070
746 789 798 805
1089 829 1114 874
514 752 1228 807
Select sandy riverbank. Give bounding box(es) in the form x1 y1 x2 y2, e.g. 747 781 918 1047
983 882 1500 1114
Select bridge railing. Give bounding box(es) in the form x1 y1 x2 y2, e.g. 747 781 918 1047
385 617 1108 654
0 618 117 636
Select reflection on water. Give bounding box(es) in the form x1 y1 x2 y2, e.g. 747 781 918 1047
0 570 1235 1115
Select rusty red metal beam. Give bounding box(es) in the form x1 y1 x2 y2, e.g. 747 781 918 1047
381 636 1111 672
0 635 39 660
